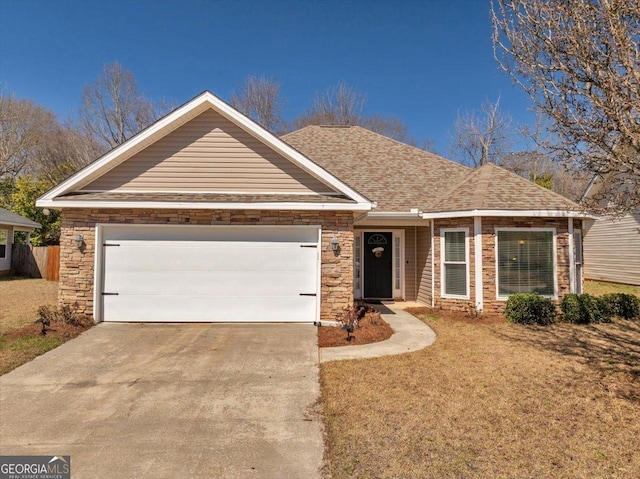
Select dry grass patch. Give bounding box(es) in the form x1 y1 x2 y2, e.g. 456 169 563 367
584 280 640 298
0 277 59 333
0 277 91 375
320 311 640 478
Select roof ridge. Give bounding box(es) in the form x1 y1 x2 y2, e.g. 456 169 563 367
490 162 581 208
469 164 495 209
428 167 480 210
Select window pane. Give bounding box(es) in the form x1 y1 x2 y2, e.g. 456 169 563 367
444 231 465 262
445 264 467 296
0 230 6 259
498 231 554 296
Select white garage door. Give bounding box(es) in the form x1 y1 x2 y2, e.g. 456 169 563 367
98 225 320 322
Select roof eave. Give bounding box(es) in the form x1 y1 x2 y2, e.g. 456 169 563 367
35 198 372 212
420 209 597 219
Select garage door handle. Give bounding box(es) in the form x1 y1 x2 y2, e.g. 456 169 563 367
103 243 120 247
102 292 119 296
299 293 317 296
300 245 317 248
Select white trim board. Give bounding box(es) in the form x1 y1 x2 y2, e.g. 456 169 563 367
421 209 596 219
37 199 370 211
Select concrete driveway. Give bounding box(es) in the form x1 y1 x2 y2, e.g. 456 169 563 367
0 323 323 478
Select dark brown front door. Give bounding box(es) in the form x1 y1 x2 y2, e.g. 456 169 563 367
363 232 392 298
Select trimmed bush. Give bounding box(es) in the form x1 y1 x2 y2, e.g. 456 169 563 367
580 294 611 323
505 293 555 325
602 293 640 320
560 293 583 324
560 294 611 324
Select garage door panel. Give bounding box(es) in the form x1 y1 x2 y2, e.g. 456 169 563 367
104 242 316 273
100 225 320 323
103 270 317 296
103 295 317 322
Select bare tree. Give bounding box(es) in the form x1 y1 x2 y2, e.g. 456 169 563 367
293 82 415 142
360 114 414 144
230 75 287 133
80 62 171 149
0 88 56 178
450 98 513 167
294 82 366 128
35 123 104 184
492 0 640 213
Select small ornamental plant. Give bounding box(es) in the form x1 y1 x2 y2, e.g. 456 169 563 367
505 293 555 325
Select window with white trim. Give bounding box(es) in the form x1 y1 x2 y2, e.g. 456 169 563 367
497 229 555 298
441 228 469 298
0 230 7 259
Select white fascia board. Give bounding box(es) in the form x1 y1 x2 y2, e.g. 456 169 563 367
365 211 422 219
35 199 372 211
420 209 597 219
39 91 371 208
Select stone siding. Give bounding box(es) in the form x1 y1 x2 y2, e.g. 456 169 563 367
433 217 573 316
59 209 353 322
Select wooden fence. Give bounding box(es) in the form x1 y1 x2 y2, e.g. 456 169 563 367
11 244 60 281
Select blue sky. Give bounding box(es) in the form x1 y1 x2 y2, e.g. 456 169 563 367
0 0 535 153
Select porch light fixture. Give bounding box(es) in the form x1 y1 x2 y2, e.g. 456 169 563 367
75 234 84 248
330 235 340 252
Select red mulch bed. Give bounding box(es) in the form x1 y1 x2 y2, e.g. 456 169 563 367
318 312 394 347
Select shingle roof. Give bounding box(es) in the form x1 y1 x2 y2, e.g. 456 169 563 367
282 126 580 214
58 192 355 204
0 207 41 229
425 163 581 212
282 126 470 212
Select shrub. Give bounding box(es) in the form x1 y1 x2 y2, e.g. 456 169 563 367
560 293 584 324
37 304 83 327
560 294 611 324
505 293 555 325
602 293 640 320
579 294 611 323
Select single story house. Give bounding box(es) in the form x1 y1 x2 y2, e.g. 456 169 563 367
0 207 41 275
36 91 590 323
581 175 640 286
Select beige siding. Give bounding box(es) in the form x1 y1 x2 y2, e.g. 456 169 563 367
82 109 334 194
416 225 432 305
584 213 640 285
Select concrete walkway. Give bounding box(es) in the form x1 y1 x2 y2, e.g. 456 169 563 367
319 303 436 363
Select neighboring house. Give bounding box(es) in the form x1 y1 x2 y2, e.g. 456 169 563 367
582 176 640 286
0 207 41 275
36 91 589 323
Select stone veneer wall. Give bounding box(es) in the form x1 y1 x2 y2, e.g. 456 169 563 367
433 217 573 315
59 209 354 322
